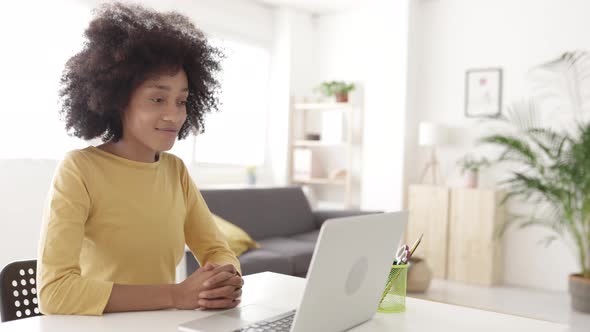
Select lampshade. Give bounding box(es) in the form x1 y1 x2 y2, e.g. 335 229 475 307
418 122 448 146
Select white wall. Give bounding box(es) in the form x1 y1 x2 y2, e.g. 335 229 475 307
0 160 58 267
315 0 409 211
265 7 318 186
80 0 275 46
404 0 590 291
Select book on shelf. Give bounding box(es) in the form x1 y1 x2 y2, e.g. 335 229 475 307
292 148 324 180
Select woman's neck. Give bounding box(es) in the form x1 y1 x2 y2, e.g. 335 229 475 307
98 138 159 163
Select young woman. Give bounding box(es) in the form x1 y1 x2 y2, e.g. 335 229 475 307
37 3 243 315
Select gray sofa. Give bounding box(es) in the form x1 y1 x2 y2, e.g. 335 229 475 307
185 186 378 277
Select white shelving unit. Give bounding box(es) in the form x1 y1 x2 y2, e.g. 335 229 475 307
288 99 361 209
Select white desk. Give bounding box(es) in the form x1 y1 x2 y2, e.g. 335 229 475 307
0 272 570 332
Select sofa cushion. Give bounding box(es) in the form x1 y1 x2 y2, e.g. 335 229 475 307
257 238 315 276
289 230 321 243
213 214 260 256
201 187 316 239
239 249 293 276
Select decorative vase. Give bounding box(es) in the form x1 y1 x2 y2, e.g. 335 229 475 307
465 171 478 188
407 257 432 293
246 166 257 185
569 274 590 313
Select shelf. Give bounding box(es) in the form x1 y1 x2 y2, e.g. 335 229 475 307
293 102 352 111
292 177 347 185
290 96 360 209
293 140 347 147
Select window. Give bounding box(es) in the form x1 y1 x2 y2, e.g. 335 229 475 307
0 1 91 159
171 38 270 166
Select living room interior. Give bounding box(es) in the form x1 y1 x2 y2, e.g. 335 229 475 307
1 0 589 330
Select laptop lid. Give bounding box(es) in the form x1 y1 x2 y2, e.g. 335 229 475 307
291 211 408 332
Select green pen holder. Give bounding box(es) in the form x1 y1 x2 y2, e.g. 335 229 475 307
378 264 408 313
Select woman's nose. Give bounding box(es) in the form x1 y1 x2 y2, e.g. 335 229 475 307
161 107 184 122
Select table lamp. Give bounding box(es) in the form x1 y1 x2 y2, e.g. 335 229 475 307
418 122 448 185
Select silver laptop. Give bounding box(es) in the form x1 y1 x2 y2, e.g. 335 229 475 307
178 211 408 332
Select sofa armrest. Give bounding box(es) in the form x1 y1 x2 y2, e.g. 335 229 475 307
312 209 382 228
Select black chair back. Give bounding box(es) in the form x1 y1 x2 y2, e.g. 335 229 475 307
0 260 42 322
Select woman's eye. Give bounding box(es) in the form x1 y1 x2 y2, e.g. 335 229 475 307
150 98 165 103
178 100 187 106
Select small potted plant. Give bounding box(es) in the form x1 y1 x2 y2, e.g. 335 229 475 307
317 81 355 102
457 155 490 188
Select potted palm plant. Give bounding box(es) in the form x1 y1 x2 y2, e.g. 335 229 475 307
480 51 590 313
317 81 355 102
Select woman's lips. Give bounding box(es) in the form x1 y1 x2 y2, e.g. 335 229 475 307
156 128 179 136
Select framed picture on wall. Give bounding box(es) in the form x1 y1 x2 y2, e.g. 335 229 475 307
464 68 503 117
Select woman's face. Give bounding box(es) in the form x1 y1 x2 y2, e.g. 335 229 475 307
122 69 189 154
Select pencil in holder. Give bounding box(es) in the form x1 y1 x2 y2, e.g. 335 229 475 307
378 264 408 313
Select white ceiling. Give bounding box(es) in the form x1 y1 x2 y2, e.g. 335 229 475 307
257 0 362 14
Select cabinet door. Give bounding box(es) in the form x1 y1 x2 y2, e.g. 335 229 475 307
408 185 450 279
448 188 504 286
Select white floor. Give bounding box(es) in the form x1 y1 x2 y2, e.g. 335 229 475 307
409 279 590 332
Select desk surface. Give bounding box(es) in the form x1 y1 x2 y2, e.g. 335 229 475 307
0 272 570 332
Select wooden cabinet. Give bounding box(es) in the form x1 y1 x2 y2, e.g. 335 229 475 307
407 185 504 286
448 188 504 286
407 185 450 279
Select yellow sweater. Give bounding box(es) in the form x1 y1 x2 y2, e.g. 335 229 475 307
37 146 240 315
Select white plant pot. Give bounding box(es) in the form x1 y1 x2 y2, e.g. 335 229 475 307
465 171 479 188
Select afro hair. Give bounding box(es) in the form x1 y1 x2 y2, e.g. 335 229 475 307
59 2 223 142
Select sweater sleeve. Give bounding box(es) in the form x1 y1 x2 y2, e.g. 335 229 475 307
37 153 113 315
181 164 241 275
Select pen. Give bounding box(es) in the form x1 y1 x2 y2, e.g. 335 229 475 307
408 233 423 259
